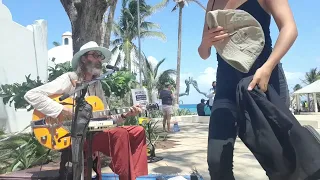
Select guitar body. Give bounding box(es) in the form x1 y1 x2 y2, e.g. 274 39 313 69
31 94 105 151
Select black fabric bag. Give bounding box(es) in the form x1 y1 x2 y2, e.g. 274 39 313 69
236 76 320 180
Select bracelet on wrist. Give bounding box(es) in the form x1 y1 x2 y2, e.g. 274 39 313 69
121 113 126 119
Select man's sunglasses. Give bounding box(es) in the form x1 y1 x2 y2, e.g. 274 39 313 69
84 51 105 60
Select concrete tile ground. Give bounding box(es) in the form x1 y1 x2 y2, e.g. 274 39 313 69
101 121 270 180
1 115 319 179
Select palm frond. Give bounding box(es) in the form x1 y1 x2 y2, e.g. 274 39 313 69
143 54 153 75
132 45 143 64
111 22 123 37
154 58 166 78
114 53 123 67
122 0 129 9
140 31 167 41
186 0 206 11
140 21 161 30
111 45 120 54
140 53 154 83
171 4 178 12
158 69 177 79
304 68 320 84
150 0 170 12
52 41 60 47
111 38 123 47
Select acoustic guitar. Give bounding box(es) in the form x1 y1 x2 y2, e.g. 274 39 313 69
30 94 158 151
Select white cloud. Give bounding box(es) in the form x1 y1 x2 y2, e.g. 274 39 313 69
147 56 158 68
284 71 304 82
195 67 217 87
284 71 305 92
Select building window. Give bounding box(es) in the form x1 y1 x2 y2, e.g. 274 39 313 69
64 38 69 45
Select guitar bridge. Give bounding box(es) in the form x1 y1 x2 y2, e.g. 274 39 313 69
64 138 68 146
40 136 47 143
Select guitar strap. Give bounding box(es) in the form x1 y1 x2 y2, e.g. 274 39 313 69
72 79 118 180
88 81 112 180
71 87 93 180
90 81 104 180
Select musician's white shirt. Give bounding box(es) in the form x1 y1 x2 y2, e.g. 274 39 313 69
24 72 124 124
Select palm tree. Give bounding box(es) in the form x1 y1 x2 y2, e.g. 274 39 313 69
303 68 320 85
141 54 176 103
111 0 166 72
101 0 118 49
293 84 302 92
159 0 205 105
300 68 320 111
52 41 61 47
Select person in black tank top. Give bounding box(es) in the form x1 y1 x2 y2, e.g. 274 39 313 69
198 0 298 179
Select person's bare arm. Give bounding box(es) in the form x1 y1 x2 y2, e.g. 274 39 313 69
198 0 214 60
198 0 229 60
248 0 298 91
262 0 298 71
24 73 75 118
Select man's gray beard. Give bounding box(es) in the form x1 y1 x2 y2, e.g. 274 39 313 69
85 62 102 76
88 67 102 76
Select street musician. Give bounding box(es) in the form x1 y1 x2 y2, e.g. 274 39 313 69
24 41 148 180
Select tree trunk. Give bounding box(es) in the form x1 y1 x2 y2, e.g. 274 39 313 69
124 40 132 72
102 0 118 48
60 0 112 54
175 6 183 105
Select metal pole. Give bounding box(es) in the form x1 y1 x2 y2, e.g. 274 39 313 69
137 0 142 88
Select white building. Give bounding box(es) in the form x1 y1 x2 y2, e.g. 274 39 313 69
0 0 145 133
47 32 144 92
48 31 73 68
0 0 48 133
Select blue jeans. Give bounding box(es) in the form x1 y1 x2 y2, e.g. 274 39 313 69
207 59 290 180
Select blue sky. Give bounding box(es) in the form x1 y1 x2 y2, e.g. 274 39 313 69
3 0 319 104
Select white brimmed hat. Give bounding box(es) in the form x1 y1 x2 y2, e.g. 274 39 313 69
71 41 112 69
206 9 265 73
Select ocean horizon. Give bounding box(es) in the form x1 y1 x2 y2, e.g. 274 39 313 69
179 104 197 113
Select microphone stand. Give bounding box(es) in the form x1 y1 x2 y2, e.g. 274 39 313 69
59 69 117 180
59 69 116 102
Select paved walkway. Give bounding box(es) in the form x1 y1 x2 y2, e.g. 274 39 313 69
1 119 318 179
102 121 269 180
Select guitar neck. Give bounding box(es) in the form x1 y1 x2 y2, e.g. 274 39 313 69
92 107 132 119
92 104 159 119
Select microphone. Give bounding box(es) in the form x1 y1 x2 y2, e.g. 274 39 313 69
105 65 119 71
